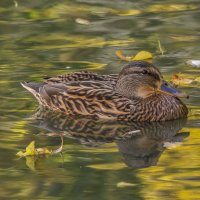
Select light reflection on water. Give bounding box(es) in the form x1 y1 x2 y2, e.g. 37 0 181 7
0 0 200 199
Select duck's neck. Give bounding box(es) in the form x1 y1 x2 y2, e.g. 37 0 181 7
115 77 156 99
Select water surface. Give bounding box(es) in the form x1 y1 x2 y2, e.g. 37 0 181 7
0 0 200 199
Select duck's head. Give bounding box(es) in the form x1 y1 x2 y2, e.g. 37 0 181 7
115 60 187 99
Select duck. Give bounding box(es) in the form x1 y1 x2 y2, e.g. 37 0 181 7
21 60 188 121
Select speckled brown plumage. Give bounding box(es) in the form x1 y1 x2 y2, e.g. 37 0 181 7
45 71 118 86
21 61 188 122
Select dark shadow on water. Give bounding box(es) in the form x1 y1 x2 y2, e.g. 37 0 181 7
31 107 189 169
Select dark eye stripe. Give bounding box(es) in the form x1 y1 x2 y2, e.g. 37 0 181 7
138 71 161 80
121 70 161 81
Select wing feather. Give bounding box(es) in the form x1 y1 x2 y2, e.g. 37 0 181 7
38 81 130 119
45 71 118 86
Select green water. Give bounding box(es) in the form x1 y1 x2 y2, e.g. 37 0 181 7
0 0 200 199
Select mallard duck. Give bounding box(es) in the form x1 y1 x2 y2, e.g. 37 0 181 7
21 60 188 121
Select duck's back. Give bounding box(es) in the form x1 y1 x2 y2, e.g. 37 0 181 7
44 71 118 86
22 78 132 120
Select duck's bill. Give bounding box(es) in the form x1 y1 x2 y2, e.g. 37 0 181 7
161 82 189 98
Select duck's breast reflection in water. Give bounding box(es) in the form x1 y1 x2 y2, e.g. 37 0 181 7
31 108 189 168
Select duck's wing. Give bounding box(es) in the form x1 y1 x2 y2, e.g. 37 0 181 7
44 71 118 86
22 81 130 119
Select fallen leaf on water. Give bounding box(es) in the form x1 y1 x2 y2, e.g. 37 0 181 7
17 136 64 158
186 60 200 68
17 137 64 170
116 50 153 62
37 148 52 155
117 182 137 188
25 141 37 155
16 141 52 157
16 151 25 157
171 74 195 86
115 50 131 61
133 51 153 61
75 18 91 25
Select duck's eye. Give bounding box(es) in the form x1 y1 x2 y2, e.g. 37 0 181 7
142 70 148 74
164 82 168 86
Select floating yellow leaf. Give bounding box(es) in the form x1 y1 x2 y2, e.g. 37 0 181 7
26 141 37 156
16 141 52 157
117 182 136 188
37 147 51 154
115 50 131 61
171 74 195 86
133 51 153 61
16 138 64 170
16 151 24 157
116 50 153 62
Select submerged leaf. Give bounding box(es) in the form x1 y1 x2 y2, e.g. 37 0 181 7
117 182 136 188
170 35 198 42
87 162 127 170
26 156 37 171
147 4 197 13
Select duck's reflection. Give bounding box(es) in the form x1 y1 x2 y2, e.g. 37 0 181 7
31 108 189 168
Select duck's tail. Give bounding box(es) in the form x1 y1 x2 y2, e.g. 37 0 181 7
21 82 45 104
